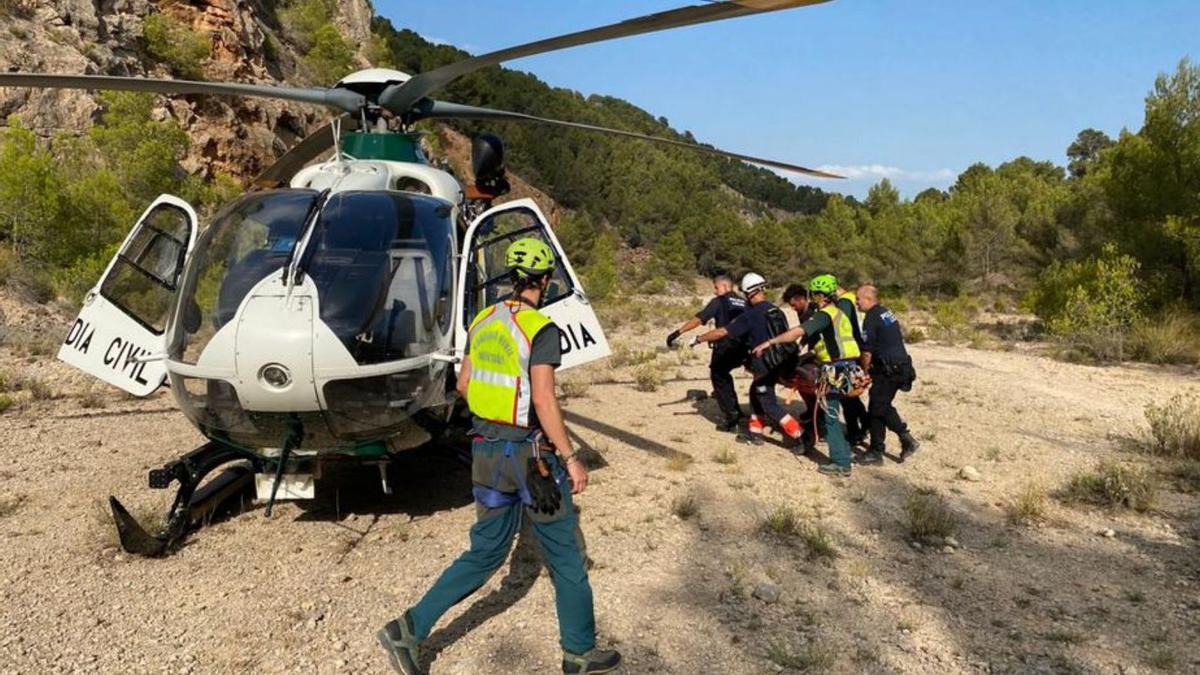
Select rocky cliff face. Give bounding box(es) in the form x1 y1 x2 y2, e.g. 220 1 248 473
0 0 375 181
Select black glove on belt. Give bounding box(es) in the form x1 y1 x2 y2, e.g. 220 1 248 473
525 456 562 515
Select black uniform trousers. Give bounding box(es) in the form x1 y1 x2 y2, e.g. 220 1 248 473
748 355 797 432
867 367 910 452
710 341 747 423
842 395 867 443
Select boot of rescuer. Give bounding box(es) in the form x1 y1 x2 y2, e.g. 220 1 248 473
562 647 622 674
899 432 921 462
377 612 424 675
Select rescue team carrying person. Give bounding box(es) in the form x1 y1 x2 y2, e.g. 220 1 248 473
377 239 621 675
694 273 803 447
752 274 866 477
665 273 749 432
856 284 920 464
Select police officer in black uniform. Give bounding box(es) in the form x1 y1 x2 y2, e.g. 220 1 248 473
667 273 748 432
856 284 920 464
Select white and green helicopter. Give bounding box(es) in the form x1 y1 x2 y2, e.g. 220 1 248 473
0 0 839 555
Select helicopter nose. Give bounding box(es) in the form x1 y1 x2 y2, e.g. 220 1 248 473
233 295 321 413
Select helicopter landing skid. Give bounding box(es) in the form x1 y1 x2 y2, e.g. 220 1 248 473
109 441 262 556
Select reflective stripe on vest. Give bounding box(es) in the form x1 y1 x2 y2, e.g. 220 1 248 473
466 302 554 428
813 304 862 363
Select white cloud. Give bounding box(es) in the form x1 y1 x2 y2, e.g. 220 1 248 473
417 33 479 53
812 164 956 182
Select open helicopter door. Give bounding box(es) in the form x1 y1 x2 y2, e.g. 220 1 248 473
58 195 197 396
457 198 610 371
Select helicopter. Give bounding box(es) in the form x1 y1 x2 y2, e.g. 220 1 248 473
0 0 841 556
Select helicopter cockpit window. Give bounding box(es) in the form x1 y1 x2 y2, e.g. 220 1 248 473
463 208 573 329
301 191 454 365
100 203 192 335
172 190 319 364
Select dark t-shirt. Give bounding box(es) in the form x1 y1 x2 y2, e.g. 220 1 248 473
696 293 747 329
468 318 562 440
862 304 909 363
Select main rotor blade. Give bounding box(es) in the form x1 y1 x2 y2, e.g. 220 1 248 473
414 100 843 179
380 0 834 115
0 73 365 113
251 115 361 188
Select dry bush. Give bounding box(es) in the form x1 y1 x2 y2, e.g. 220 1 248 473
758 504 800 537
1005 482 1048 525
800 523 838 561
633 365 663 392
670 493 698 520
0 393 14 414
712 447 738 465
0 493 27 518
665 454 693 472
903 488 957 541
1062 461 1157 512
766 639 835 671
1169 460 1200 493
78 384 107 410
559 379 591 399
904 325 928 344
1130 314 1200 365
12 373 53 400
1144 392 1200 460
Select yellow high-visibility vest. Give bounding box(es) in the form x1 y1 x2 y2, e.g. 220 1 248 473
466 301 554 428
812 304 861 363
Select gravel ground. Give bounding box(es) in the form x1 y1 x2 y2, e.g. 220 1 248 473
1 294 1198 674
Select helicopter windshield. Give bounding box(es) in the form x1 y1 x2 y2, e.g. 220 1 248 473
300 190 454 365
172 189 319 364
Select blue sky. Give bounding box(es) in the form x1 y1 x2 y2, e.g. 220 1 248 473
376 0 1198 199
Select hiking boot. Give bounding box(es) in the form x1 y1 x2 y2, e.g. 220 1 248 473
855 450 884 465
376 612 423 675
563 648 622 674
736 432 764 446
817 463 851 478
898 433 921 463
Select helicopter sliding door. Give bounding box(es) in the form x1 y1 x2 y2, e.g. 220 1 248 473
457 198 610 371
58 195 198 396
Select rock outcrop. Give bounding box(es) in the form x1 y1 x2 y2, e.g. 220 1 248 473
0 0 376 181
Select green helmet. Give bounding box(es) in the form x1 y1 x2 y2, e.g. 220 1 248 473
809 274 838 295
506 237 556 279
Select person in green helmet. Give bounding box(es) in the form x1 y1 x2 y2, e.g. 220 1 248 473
377 237 621 675
752 273 863 477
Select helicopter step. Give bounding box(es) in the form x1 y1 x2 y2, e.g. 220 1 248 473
109 441 264 556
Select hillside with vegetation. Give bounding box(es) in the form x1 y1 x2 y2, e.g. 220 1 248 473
0 1 1198 364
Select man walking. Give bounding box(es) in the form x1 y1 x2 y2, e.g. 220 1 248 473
695 273 802 446
666 273 748 432
377 238 620 675
856 284 920 464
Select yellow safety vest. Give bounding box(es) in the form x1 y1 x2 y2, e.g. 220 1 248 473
813 304 861 363
465 301 554 428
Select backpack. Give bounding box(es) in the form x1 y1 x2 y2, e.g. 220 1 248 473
760 304 799 370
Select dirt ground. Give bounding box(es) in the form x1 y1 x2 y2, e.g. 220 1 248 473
1 291 1198 674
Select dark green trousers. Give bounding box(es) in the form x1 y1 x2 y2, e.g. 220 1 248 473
408 438 596 654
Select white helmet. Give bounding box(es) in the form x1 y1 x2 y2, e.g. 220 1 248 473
740 272 767 295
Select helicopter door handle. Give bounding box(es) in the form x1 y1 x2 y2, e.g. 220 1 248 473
431 351 461 364
132 352 167 364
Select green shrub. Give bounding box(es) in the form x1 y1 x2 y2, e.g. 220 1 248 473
143 14 211 79
904 325 927 344
0 245 17 284
766 639 835 670
1062 461 1157 512
903 488 957 541
279 0 336 50
1144 393 1200 460
303 25 356 84
712 447 738 465
1029 244 1141 361
1130 313 1200 365
559 379 590 399
0 394 14 413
